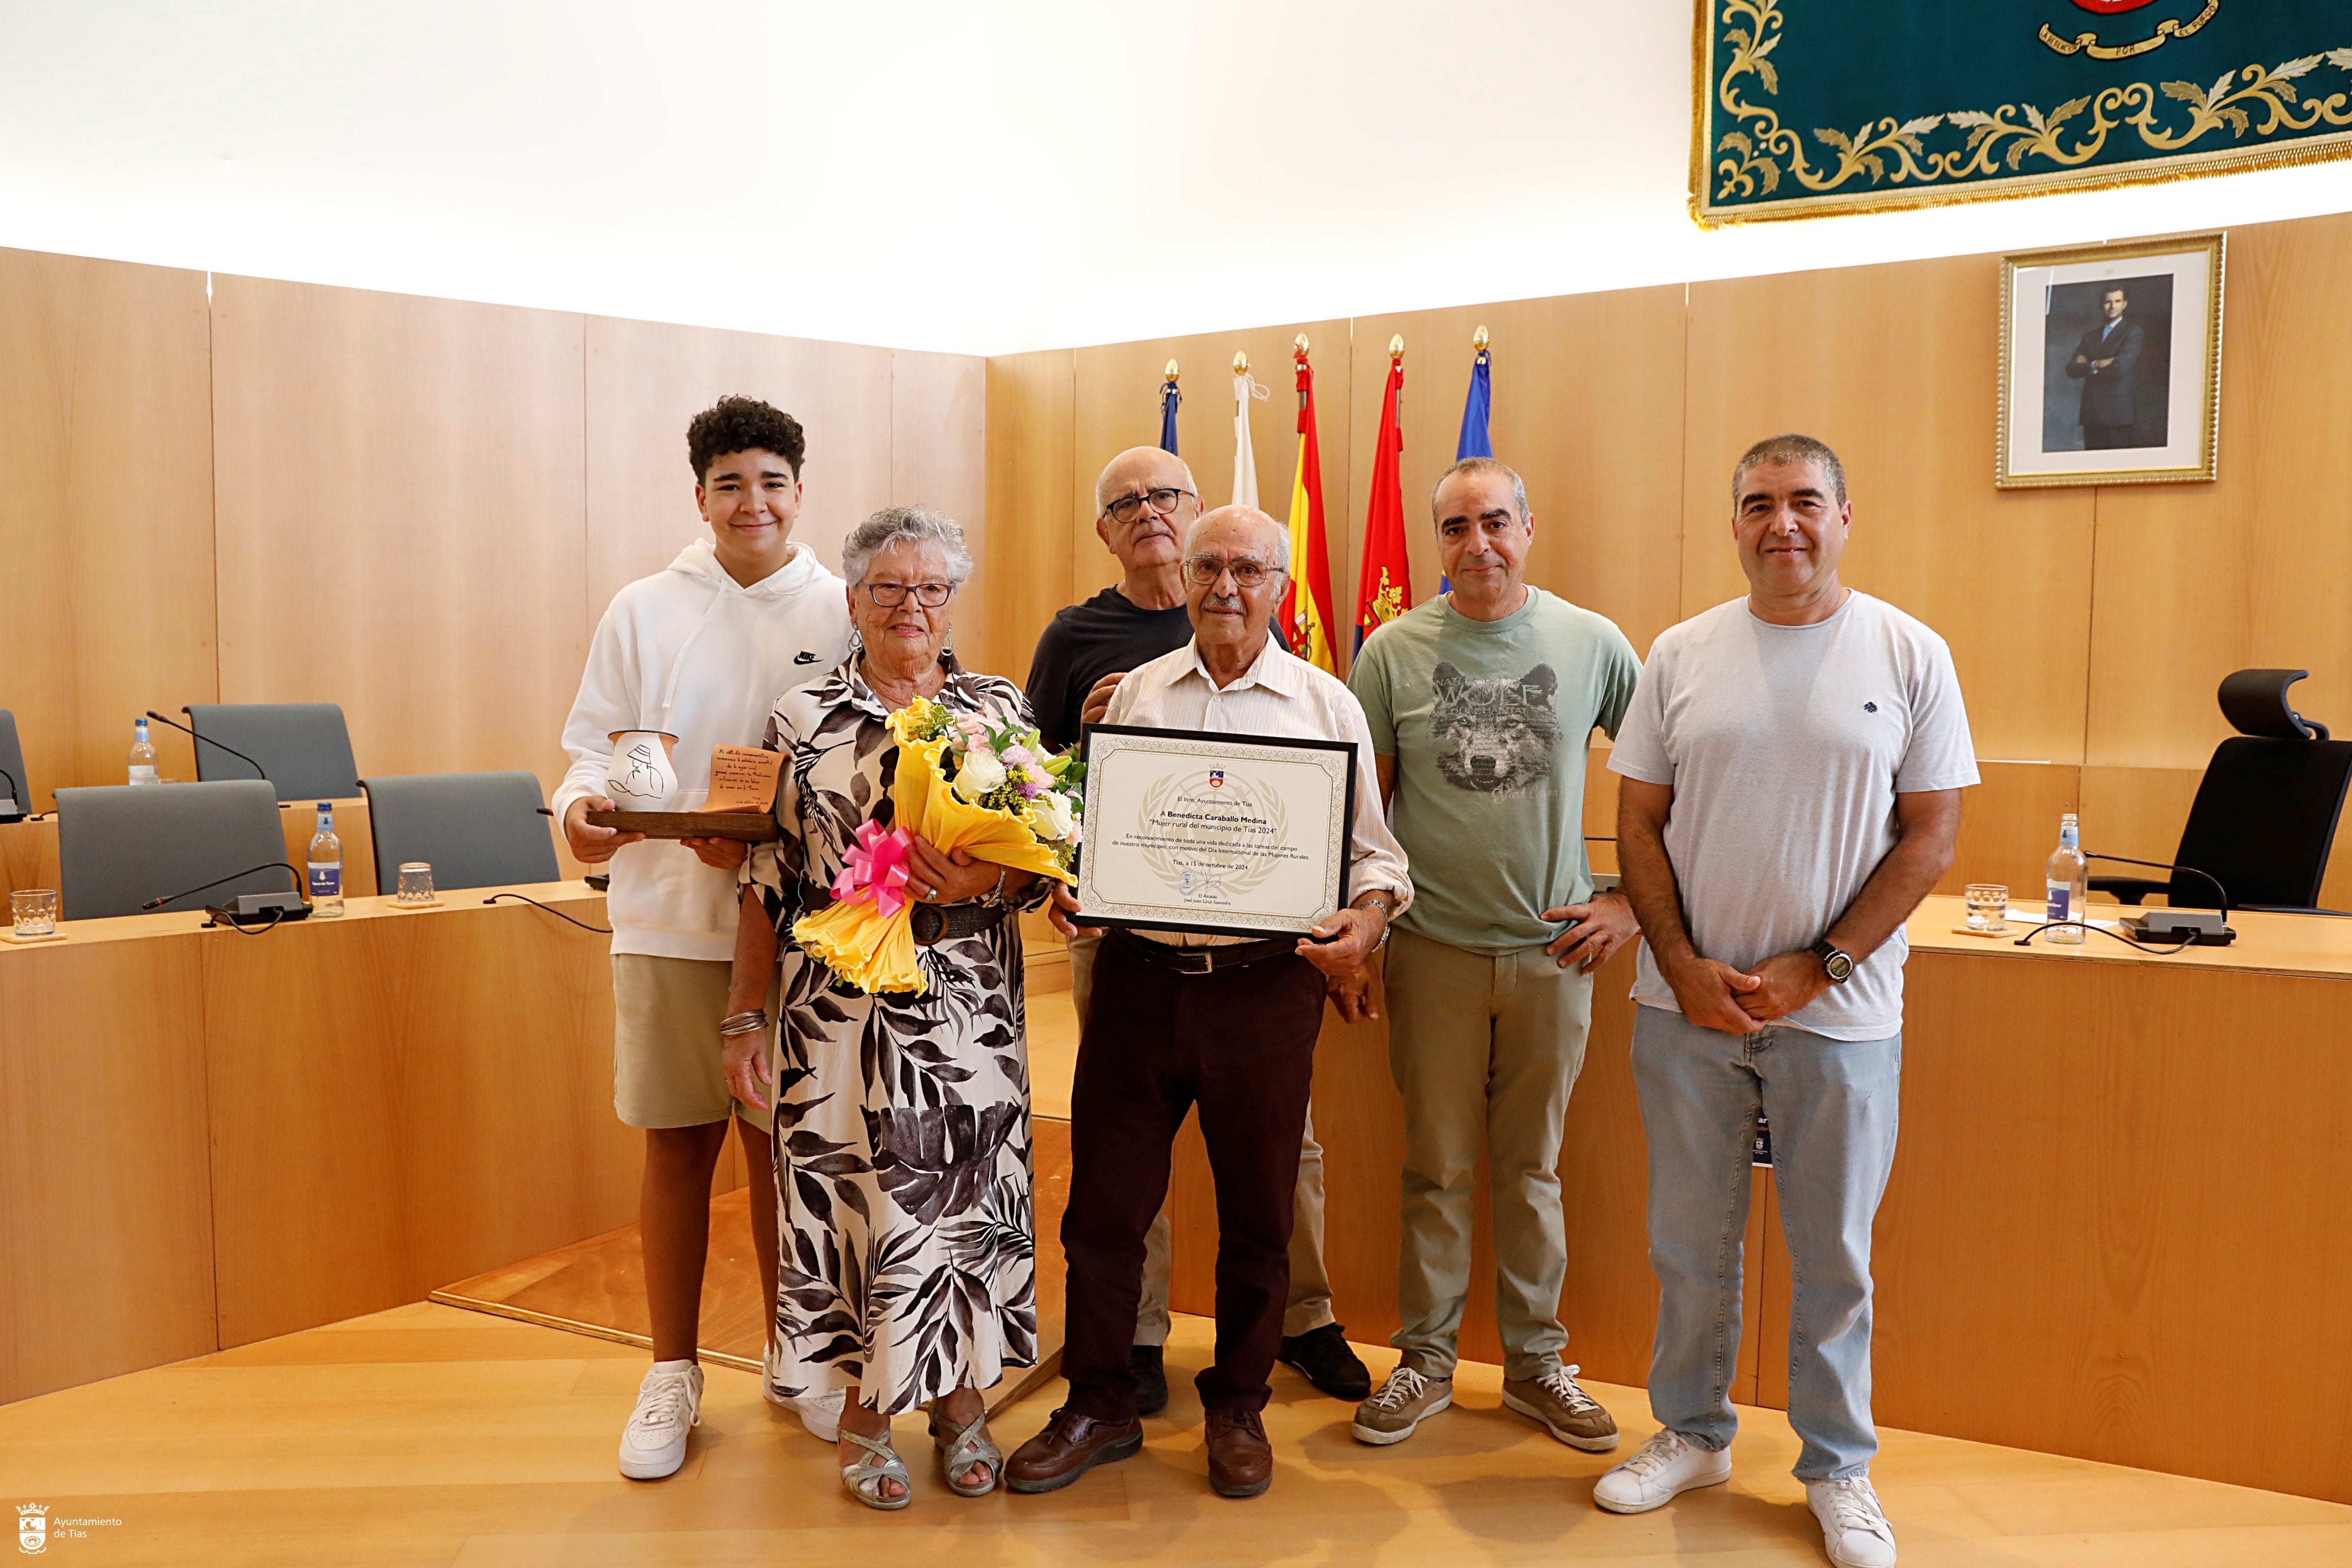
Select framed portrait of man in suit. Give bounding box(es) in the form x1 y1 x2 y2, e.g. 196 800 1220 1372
1997 233 2223 487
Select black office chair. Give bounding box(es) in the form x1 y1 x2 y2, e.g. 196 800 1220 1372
184 703 361 802
359 771 561 893
2091 669 2352 913
0 709 27 821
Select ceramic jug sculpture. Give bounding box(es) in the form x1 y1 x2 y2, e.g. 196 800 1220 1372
605 730 680 807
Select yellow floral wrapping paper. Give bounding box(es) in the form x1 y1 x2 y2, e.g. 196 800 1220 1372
791 718 1075 996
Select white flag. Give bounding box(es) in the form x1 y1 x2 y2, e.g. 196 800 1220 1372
1231 370 1267 508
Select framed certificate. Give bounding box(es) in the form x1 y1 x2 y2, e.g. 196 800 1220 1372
1074 725 1356 940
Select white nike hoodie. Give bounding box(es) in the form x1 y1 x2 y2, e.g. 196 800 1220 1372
554 537 852 960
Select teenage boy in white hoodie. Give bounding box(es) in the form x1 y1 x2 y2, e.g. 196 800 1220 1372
554 396 853 1481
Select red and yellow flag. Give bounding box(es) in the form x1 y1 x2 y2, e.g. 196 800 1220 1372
1355 338 1412 650
1282 340 1338 673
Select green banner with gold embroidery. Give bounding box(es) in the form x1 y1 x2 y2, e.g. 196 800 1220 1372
1693 2 2352 226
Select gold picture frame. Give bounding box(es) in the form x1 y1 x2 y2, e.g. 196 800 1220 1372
1996 232 2224 489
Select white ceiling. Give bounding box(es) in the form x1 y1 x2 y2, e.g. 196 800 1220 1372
4 2 2350 357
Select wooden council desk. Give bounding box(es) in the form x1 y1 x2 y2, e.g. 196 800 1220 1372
0 881 628 1406
1163 894 2352 1504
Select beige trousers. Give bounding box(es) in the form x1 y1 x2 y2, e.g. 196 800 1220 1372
1069 930 1336 1345
1384 925 1592 1381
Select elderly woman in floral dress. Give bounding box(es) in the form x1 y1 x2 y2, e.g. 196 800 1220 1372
722 506 1050 1510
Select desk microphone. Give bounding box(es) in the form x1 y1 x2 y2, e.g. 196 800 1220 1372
0 764 22 823
143 709 271 781
2085 850 2233 945
142 860 310 927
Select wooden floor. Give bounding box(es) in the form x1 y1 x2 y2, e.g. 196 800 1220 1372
6 1306 2346 1565
431 1120 1073 1412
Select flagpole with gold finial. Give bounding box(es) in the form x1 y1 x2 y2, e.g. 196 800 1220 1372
1230 350 1261 508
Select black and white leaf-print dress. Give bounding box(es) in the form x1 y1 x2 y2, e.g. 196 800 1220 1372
743 653 1045 1414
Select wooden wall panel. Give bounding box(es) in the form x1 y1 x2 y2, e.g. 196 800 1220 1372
210 279 587 805
1349 292 1688 663
0 249 216 807
892 350 989 669
582 316 896 630
983 351 1075 689
0 934 217 1403
2085 215 2352 771
1947 762 2083 898
1684 257 2097 764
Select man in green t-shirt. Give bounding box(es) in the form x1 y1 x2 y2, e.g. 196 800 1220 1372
1344 456 1643 1451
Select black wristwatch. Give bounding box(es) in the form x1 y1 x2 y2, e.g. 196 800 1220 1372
1810 938 1855 985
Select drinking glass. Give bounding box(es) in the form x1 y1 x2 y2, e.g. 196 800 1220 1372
12 888 60 937
395 863 436 906
1964 883 2010 933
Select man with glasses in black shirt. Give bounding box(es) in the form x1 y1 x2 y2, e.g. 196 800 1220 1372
1025 446 1361 1414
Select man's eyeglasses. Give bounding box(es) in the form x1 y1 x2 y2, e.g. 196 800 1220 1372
861 582 956 608
1183 556 1280 590
1103 487 1194 525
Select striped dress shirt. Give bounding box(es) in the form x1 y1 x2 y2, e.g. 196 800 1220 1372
1101 634 1413 946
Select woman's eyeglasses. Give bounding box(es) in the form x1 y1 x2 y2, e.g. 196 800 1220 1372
861 582 956 608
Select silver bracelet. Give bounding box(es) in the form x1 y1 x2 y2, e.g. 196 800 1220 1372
718 1009 770 1037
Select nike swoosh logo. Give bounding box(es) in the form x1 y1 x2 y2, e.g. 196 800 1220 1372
794 651 818 664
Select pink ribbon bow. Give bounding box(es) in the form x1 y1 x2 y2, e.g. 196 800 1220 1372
832 819 915 917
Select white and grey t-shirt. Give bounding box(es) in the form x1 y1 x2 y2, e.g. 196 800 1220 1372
1608 591 1977 1041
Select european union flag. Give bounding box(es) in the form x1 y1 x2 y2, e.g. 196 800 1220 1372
1440 340 1493 593
1456 345 1492 462
1159 366 1182 456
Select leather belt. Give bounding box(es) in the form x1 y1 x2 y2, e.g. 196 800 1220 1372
910 900 1008 946
1114 928 1296 975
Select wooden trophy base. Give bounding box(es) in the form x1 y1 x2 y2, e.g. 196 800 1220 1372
585 810 780 842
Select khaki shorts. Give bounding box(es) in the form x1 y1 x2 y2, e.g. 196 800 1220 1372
612 955 779 1132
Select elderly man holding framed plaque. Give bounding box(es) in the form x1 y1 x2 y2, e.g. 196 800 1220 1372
1007 505 1410 1502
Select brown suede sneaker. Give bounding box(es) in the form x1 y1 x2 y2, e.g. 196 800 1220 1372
1501 1363 1619 1452
1004 1407 1144 1494
1351 1365 1453 1445
1203 1407 1274 1497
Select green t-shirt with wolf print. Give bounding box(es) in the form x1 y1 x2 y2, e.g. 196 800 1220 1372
1348 588 1641 955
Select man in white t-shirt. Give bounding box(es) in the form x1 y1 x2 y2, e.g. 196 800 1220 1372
1595 435 1976 1568
554 397 853 1482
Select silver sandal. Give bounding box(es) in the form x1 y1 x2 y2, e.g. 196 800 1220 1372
840 1427 913 1511
928 1408 1003 1498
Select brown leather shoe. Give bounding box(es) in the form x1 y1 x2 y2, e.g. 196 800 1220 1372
1004 1407 1144 1495
1203 1407 1273 1498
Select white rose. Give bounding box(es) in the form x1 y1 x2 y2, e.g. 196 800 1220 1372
953 748 1007 802
1028 790 1076 842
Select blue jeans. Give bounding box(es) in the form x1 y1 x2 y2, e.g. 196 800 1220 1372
1630 1003 1902 1480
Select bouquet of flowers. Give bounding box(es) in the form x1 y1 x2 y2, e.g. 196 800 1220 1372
791 698 1084 995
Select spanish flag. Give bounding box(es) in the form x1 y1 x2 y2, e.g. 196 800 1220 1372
1282 340 1338 673
1355 338 1412 650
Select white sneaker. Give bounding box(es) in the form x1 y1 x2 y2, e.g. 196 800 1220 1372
1592 1426 1732 1514
763 1339 844 1442
618 1361 703 1480
1808 1476 1898 1567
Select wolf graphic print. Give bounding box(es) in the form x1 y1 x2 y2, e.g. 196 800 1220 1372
1429 662 1560 795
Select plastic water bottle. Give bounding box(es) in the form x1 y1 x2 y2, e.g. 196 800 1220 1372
308 802 345 918
128 718 160 785
2045 812 2088 944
